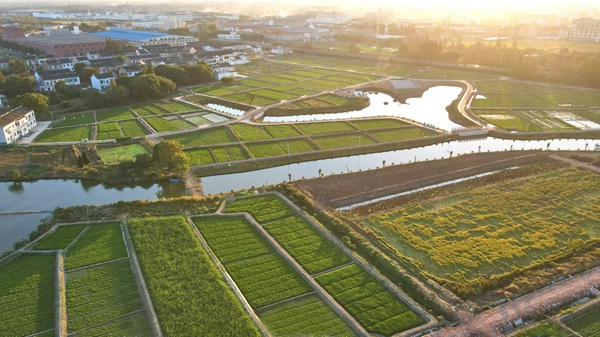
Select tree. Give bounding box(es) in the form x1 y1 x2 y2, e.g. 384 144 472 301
115 75 133 87
80 67 99 83
142 64 155 75
13 93 48 112
3 76 36 98
128 74 176 102
8 58 27 74
81 152 90 166
73 62 86 74
10 169 21 180
183 62 213 84
106 85 130 106
155 65 189 87
77 155 84 169
221 76 234 83
113 55 125 63
0 71 5 83
105 37 121 52
152 140 189 175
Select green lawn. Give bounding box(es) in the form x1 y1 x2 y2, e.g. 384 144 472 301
53 113 95 127
296 121 356 135
164 127 235 148
119 120 148 137
96 107 136 122
35 126 93 143
98 144 149 164
312 133 376 150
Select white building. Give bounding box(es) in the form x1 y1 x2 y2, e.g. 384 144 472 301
0 94 8 107
162 16 185 31
91 73 114 92
0 106 37 144
270 45 293 55
569 18 600 42
307 12 351 25
37 71 81 91
217 33 241 40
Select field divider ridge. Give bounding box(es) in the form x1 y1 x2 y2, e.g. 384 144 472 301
66 309 146 337
56 250 67 337
254 291 318 312
66 257 130 273
64 226 89 252
210 209 370 337
310 261 355 278
122 222 164 337
185 216 272 337
269 191 440 337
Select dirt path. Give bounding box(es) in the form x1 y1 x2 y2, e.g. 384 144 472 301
430 267 600 336
550 154 600 174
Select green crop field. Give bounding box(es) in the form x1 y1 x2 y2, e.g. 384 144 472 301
35 126 92 143
0 254 56 337
315 264 422 336
247 142 287 158
194 216 313 309
259 294 356 337
351 119 409 130
313 133 377 150
133 104 169 116
33 225 86 250
237 79 273 88
129 216 261 337
274 139 317 154
65 223 128 270
70 311 151 337
119 120 148 137
296 121 356 135
362 167 600 296
66 260 148 334
227 145 250 160
164 127 234 148
193 216 275 264
186 115 212 126
412 69 499 81
516 321 571 337
225 195 297 223
368 127 437 142
232 124 273 141
538 91 600 108
97 122 123 140
144 117 179 132
264 125 301 138
474 110 541 132
264 216 351 274
211 147 232 162
97 107 136 122
53 113 94 127
185 148 214 166
157 101 195 113
566 306 600 336
99 144 149 164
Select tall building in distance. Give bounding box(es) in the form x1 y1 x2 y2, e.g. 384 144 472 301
569 18 600 42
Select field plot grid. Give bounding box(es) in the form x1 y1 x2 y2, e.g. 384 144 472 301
33 225 86 250
566 306 600 336
65 223 128 270
224 194 296 222
66 260 150 335
0 254 56 337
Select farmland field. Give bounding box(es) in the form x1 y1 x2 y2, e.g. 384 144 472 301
296 121 356 135
185 148 214 166
315 264 422 336
71 311 151 337
212 147 232 162
312 133 377 150
368 127 437 142
99 144 149 164
97 107 136 122
132 104 169 116
164 127 234 148
351 119 409 130
33 225 86 250
258 294 356 337
119 120 148 137
157 101 195 113
566 306 600 336
97 122 123 140
227 145 250 160
274 139 317 154
516 321 571 337
53 113 94 127
225 195 296 223
232 124 273 141
35 126 92 143
263 216 351 274
66 260 148 333
264 124 301 138
65 222 128 270
144 117 179 132
361 167 600 296
0 254 56 337
129 216 261 337
247 142 287 158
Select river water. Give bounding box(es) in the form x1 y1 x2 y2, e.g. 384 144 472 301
0 180 185 253
262 88 463 131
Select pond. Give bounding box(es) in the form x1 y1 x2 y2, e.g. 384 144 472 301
199 137 597 195
262 87 463 131
0 180 185 253
207 103 246 116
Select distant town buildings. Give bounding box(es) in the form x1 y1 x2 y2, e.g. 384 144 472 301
306 11 351 25
5 35 128 58
0 106 37 145
91 29 198 47
569 18 600 42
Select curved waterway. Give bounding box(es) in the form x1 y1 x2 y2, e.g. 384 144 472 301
262 87 463 131
200 137 597 195
0 179 185 253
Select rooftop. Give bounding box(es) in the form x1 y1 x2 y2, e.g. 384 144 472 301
40 72 79 80
12 34 120 45
91 29 170 41
0 106 33 127
94 73 114 79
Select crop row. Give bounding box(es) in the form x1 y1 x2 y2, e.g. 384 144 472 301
128 216 261 337
315 264 422 336
263 216 351 275
65 223 128 270
566 306 600 336
259 294 355 337
0 254 56 337
33 225 86 251
224 194 296 223
73 311 153 337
